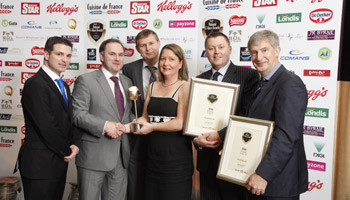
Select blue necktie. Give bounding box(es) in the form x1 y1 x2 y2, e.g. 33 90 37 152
212 71 221 81
255 78 268 96
55 78 68 106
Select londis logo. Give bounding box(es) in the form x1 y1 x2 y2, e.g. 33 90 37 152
305 107 328 118
253 0 277 8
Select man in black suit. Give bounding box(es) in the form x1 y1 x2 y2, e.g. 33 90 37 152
16 36 79 200
245 30 308 200
193 32 259 200
122 29 161 200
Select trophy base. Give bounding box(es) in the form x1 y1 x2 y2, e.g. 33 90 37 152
130 123 141 132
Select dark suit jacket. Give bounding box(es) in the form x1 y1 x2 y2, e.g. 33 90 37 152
196 62 259 173
17 68 74 179
123 59 145 117
247 65 308 197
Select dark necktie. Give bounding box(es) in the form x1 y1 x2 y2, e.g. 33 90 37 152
212 71 221 81
255 78 268 96
55 77 68 106
146 66 157 83
110 76 124 119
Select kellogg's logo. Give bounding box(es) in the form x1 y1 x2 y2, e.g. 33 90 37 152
21 72 36 84
307 86 328 100
130 1 150 14
304 70 330 77
46 3 79 15
308 180 324 192
229 15 247 26
31 46 44 55
124 48 134 57
157 0 192 14
253 0 277 8
21 3 40 15
25 58 40 69
132 18 148 30
310 8 333 24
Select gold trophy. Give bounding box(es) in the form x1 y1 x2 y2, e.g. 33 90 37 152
128 86 141 132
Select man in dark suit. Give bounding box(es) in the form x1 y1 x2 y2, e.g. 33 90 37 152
193 32 259 200
245 30 308 200
16 36 79 200
122 29 161 200
72 39 133 200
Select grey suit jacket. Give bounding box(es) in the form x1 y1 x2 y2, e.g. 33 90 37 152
72 69 133 171
123 59 145 116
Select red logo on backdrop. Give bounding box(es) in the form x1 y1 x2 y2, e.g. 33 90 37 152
130 1 150 14
304 70 330 77
309 8 333 24
5 61 22 67
107 10 120 14
307 86 328 100
25 58 40 69
46 3 79 15
21 72 36 84
229 15 247 26
157 0 192 14
87 64 102 69
31 46 44 55
124 48 135 57
132 18 148 30
21 125 25 145
252 0 277 8
62 75 76 86
225 4 241 9
21 3 40 15
308 180 323 192
311 0 323 3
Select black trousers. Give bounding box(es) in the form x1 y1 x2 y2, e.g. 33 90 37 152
21 174 66 200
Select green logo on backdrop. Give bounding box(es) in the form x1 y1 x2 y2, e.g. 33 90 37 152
276 13 302 23
0 126 17 133
305 107 329 118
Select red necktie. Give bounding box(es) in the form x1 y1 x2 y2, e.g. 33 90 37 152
110 76 124 119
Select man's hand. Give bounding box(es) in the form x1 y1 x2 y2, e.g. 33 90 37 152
64 145 79 162
104 121 124 138
246 173 268 196
193 132 221 149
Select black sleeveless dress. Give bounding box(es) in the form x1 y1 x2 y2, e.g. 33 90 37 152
144 83 193 200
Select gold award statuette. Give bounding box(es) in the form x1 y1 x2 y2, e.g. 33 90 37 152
128 86 141 132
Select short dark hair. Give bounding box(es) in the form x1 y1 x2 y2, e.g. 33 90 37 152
135 29 159 47
158 43 188 81
99 39 125 54
44 36 73 54
204 32 230 48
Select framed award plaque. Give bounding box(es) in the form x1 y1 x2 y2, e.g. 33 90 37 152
183 77 240 137
216 115 274 186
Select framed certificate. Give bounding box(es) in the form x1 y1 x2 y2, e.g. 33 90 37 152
216 115 274 186
183 77 240 137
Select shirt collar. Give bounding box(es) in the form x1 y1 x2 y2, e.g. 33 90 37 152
211 61 230 76
143 61 158 69
101 67 120 79
263 62 281 80
42 65 61 81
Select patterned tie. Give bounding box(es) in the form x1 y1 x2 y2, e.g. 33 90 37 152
110 76 125 119
255 78 268 96
55 77 68 106
146 66 157 83
212 71 221 81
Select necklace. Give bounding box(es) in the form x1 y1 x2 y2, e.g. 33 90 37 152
162 79 179 87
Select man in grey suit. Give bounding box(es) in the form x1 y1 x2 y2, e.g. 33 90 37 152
193 32 259 200
123 29 161 200
73 39 133 200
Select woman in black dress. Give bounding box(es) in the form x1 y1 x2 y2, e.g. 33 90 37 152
130 43 193 200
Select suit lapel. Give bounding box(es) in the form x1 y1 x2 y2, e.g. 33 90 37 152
96 69 120 120
222 62 237 83
249 66 286 114
119 74 131 122
38 68 69 113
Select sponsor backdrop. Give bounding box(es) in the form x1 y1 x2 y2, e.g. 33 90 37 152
0 0 344 199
